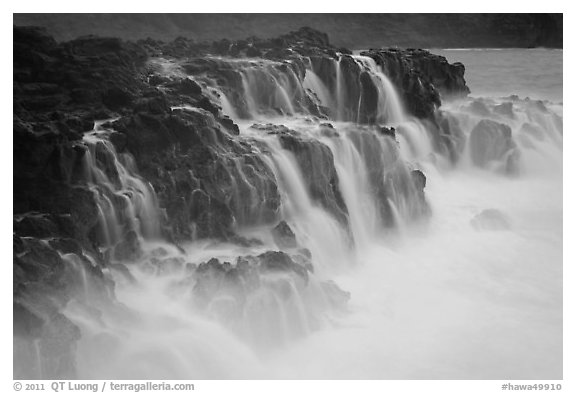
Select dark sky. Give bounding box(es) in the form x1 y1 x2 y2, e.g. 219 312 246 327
13 14 562 49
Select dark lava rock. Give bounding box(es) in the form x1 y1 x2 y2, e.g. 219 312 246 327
257 251 308 283
102 87 134 111
133 94 170 114
379 126 396 139
13 24 464 376
110 109 281 242
361 48 469 120
13 234 111 379
219 116 240 135
278 132 349 226
114 230 143 262
13 213 60 239
271 221 298 249
166 77 202 96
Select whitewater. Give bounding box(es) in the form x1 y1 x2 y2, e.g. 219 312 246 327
55 49 562 379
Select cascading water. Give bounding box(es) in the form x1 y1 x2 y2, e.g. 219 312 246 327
258 135 353 271
56 48 561 379
82 122 161 247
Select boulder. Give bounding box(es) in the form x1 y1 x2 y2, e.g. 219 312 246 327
469 119 518 173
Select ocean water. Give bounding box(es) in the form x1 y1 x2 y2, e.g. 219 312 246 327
434 48 563 103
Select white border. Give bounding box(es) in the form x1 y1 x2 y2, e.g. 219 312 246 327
3 5 571 393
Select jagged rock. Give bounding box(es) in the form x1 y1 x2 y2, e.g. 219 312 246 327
228 234 264 248
133 94 170 114
291 248 314 273
108 130 127 151
193 257 242 306
48 238 84 255
150 256 186 275
111 110 281 242
281 27 331 48
102 87 134 111
245 46 261 57
278 132 349 225
361 48 468 120
113 230 143 262
257 251 308 283
13 24 464 377
13 213 60 239
13 233 110 379
192 250 312 309
272 221 298 249
219 116 240 135
166 77 203 96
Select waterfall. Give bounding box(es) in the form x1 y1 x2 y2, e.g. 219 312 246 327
302 69 333 110
22 47 561 380
352 55 405 124
81 122 161 250
259 136 353 271
320 132 382 249
204 53 417 126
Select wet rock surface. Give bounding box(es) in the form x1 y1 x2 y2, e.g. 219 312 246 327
12 25 449 377
272 221 298 249
470 119 519 173
361 48 469 119
187 250 349 344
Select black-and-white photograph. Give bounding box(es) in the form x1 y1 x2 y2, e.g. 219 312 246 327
12 12 563 382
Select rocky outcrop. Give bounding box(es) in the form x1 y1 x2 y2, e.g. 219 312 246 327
13 230 112 379
151 27 468 124
13 25 444 378
469 119 519 173
434 110 466 163
13 26 147 378
278 133 349 225
248 122 349 226
362 48 469 119
272 221 298 249
110 108 281 241
189 250 349 344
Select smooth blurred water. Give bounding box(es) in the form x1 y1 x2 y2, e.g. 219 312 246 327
433 48 563 102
